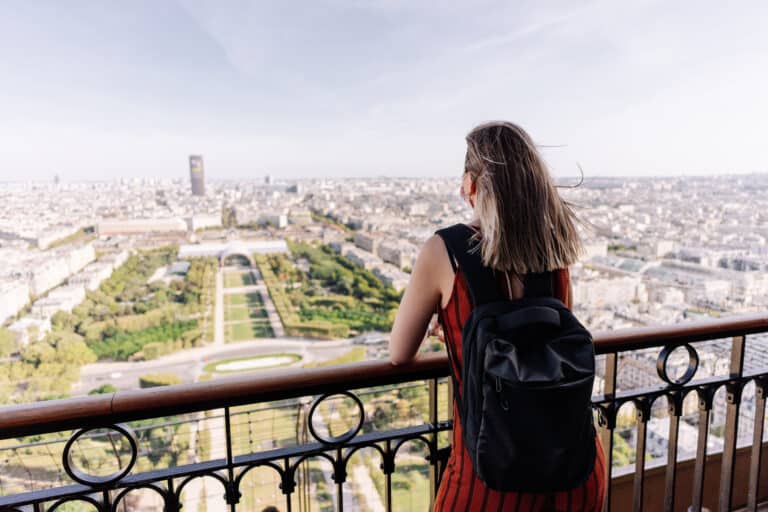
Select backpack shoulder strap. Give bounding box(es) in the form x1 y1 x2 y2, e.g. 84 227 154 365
435 223 500 306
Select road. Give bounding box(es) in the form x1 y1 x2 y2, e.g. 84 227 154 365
74 337 353 394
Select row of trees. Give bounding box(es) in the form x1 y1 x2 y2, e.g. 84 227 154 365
0 250 218 404
285 242 401 334
56 253 217 361
255 254 349 339
90 319 199 360
0 329 96 403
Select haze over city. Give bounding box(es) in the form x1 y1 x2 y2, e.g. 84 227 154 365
2 0 768 181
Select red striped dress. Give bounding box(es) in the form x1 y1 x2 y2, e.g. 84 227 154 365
435 267 606 511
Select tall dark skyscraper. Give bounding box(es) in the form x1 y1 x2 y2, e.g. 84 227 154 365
189 155 205 196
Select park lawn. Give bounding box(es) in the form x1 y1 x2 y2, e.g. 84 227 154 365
303 346 366 368
225 307 249 322
225 321 274 342
224 292 264 307
203 353 301 374
225 306 268 322
225 293 247 306
223 271 256 288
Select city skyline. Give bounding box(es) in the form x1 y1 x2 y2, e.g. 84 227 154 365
1 1 768 181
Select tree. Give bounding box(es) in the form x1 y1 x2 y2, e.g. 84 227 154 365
0 328 17 358
53 332 97 366
21 342 56 367
51 311 75 331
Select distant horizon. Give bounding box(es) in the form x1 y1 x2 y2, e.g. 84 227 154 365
3 170 768 185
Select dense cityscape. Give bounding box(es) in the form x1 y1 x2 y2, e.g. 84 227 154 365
1 167 767 510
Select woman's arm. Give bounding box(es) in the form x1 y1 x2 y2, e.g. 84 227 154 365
388 235 447 365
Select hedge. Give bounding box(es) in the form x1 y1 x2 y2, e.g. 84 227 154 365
139 373 182 388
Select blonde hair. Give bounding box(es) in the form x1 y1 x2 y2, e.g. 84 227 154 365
465 121 582 274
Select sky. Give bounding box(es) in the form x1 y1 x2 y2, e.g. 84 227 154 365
1 0 767 181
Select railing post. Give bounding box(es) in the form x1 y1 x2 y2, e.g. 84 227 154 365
600 353 618 512
428 378 439 508
282 456 295 512
165 478 181 512
102 489 111 512
747 376 767 512
384 439 394 512
632 398 651 512
691 385 716 511
664 391 684 512
334 446 346 512
718 335 746 512
224 406 239 512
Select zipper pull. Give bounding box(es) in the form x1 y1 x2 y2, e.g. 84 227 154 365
495 376 502 393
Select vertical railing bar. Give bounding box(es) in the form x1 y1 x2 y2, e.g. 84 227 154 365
336 446 344 512
428 378 439 508
747 378 766 512
632 402 648 512
718 335 746 512
224 406 236 512
601 353 617 512
167 477 177 512
385 439 393 512
285 456 293 512
102 488 111 512
728 335 746 376
691 391 712 512
663 395 681 512
430 378 439 425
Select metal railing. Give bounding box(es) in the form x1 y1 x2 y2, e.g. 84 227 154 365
0 314 767 512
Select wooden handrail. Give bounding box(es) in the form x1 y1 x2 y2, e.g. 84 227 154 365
2 313 768 439
591 311 768 353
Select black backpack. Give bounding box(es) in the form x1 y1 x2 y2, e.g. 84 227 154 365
436 223 596 492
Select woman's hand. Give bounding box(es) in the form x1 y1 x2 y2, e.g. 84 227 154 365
426 314 445 343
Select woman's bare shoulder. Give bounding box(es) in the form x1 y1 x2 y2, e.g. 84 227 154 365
418 235 455 308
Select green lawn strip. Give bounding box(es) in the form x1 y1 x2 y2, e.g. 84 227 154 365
223 271 256 288
203 353 301 374
224 307 268 322
224 292 264 306
225 322 274 342
224 293 247 306
303 346 366 368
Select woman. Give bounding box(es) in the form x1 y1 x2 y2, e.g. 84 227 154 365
389 122 605 511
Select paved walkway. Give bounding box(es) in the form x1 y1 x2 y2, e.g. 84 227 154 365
80 338 351 375
182 267 227 510
221 266 285 338
214 266 224 346
183 414 227 512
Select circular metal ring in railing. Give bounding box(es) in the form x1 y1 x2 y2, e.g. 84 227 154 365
62 423 138 487
307 391 365 446
656 343 699 386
